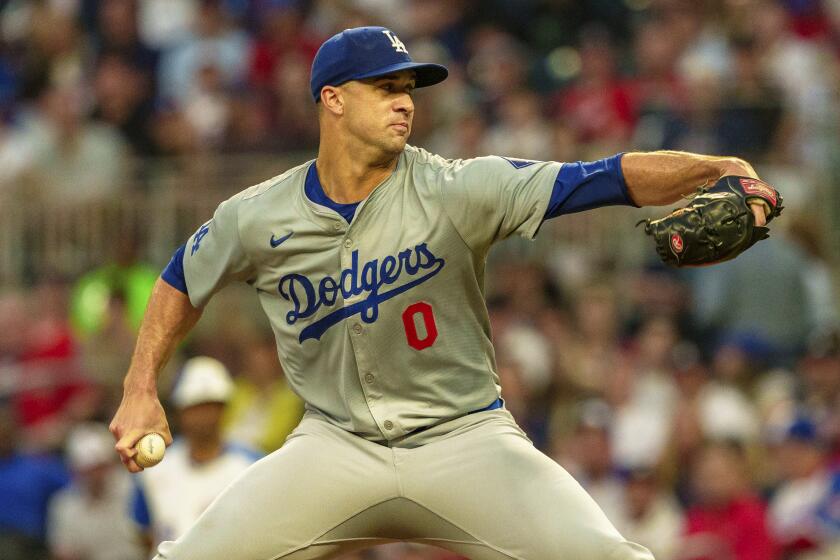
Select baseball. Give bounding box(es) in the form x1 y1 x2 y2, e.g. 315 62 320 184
134 433 166 468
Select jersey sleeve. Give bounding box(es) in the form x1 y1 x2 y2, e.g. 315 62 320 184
544 154 637 218
181 196 256 308
437 156 562 254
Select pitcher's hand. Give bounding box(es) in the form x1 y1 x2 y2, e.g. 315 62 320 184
109 388 172 473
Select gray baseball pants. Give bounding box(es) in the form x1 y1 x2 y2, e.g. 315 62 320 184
154 409 654 560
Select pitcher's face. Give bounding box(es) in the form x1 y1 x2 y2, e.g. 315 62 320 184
340 71 417 155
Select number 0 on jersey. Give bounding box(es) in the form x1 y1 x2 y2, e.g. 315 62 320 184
402 302 438 350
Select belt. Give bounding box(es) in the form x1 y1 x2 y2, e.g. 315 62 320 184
404 397 504 438
470 397 503 415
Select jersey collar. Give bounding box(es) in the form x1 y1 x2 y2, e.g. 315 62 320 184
300 153 405 225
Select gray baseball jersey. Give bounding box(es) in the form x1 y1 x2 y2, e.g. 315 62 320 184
182 145 560 442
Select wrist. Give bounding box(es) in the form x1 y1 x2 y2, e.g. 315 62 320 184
123 371 159 396
717 157 756 179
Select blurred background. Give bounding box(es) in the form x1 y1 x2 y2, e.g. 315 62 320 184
0 0 839 559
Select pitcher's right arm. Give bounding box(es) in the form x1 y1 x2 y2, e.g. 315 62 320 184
110 278 202 472
110 193 255 472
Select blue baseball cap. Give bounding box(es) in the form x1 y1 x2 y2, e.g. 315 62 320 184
785 416 819 443
310 26 448 102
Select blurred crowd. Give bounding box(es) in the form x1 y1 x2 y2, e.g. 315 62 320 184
1 0 840 200
1 0 840 560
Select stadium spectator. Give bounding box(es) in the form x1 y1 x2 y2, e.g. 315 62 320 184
131 356 260 553
616 467 684 560
248 0 320 90
93 0 160 79
19 4 87 97
137 0 198 51
794 329 840 464
260 50 320 151
47 423 144 560
91 54 158 156
682 441 777 560
551 26 635 151
627 17 689 152
701 335 764 442
560 399 627 528
767 416 840 559
31 85 129 204
157 0 251 106
466 27 527 107
223 332 304 454
0 290 29 366
0 405 69 560
483 90 553 161
610 315 680 469
717 35 784 160
688 233 813 364
559 284 622 397
751 0 837 165
14 281 91 444
787 217 840 335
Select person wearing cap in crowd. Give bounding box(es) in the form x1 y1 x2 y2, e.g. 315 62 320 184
47 422 144 560
130 357 261 555
111 23 774 560
798 328 840 465
768 415 840 560
615 466 684 560
564 399 628 528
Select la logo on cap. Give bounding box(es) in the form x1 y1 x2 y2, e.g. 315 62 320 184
382 30 408 54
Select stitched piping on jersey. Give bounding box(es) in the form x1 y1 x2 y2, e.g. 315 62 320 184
278 243 445 342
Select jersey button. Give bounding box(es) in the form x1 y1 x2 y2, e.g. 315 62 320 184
364 373 375 384
333 222 342 231
352 323 363 334
343 239 352 249
384 420 394 430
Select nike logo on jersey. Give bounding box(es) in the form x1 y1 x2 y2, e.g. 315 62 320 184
278 243 445 343
270 231 294 248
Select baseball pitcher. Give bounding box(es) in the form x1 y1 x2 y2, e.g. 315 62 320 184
110 26 780 560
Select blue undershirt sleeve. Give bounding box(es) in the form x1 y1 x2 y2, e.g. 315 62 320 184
161 244 188 295
544 153 638 220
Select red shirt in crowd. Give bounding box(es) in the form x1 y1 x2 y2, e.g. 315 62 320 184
683 495 777 560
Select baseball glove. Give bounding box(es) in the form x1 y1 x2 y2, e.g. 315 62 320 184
639 175 783 267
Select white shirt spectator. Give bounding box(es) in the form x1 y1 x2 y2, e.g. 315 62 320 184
138 0 198 50
698 381 760 442
48 469 144 560
616 495 683 560
771 472 829 544
48 423 144 560
612 370 678 468
132 440 260 549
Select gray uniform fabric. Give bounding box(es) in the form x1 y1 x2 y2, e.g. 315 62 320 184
183 146 559 442
173 146 655 559
155 410 653 560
